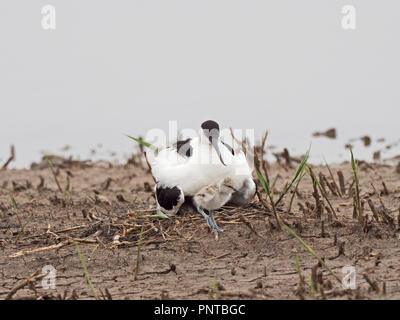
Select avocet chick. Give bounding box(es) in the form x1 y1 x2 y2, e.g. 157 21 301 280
193 177 237 232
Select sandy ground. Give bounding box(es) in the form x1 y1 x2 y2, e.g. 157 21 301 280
0 157 399 300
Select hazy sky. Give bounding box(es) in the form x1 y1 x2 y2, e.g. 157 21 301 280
0 1 399 167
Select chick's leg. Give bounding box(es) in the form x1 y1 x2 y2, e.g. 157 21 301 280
209 210 224 232
196 206 213 229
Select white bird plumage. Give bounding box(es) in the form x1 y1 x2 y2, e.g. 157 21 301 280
152 135 232 195
151 120 255 232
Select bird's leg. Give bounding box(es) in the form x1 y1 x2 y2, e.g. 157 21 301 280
196 206 213 229
209 210 224 232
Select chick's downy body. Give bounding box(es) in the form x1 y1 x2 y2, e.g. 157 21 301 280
193 178 236 211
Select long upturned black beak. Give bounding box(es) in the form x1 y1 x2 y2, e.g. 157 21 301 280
211 138 226 166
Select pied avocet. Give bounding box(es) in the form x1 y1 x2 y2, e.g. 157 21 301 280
151 120 255 232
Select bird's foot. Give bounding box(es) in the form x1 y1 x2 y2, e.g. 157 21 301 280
196 207 224 233
210 223 224 233
209 210 224 232
204 215 224 233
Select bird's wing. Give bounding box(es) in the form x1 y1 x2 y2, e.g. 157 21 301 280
155 184 184 215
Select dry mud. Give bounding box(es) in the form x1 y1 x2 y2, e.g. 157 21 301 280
0 159 399 300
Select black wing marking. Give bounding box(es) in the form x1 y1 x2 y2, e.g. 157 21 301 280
174 138 193 157
156 185 183 211
221 141 235 155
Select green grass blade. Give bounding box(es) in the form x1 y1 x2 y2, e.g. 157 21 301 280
21 215 33 232
282 224 342 284
9 195 22 226
256 170 281 229
274 146 310 207
88 244 100 262
139 211 171 219
76 244 99 299
257 170 272 199
350 148 359 184
126 135 158 152
349 148 363 220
